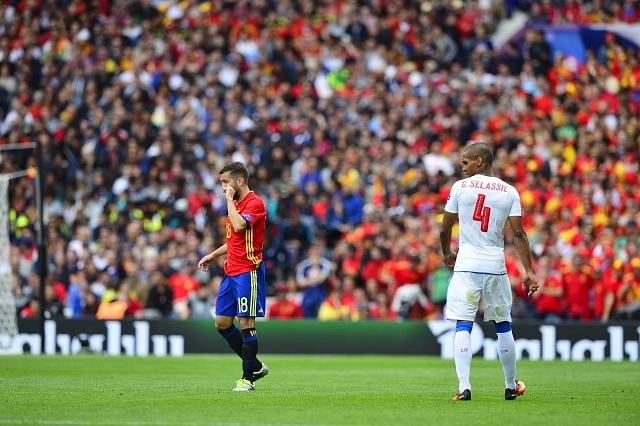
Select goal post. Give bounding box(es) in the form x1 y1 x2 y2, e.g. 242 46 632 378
0 142 47 354
0 174 19 353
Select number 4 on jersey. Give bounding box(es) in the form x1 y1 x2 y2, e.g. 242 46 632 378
473 194 491 232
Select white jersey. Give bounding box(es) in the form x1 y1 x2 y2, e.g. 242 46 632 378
444 174 522 274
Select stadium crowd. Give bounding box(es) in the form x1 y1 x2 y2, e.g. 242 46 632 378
1 0 639 323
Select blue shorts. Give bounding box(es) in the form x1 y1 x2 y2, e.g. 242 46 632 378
215 262 266 318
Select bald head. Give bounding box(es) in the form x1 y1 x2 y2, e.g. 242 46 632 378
464 143 493 166
461 142 494 177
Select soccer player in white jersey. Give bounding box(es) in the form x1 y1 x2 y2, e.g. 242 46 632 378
440 142 539 401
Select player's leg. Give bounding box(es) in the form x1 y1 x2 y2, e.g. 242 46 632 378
445 272 481 400
228 271 257 391
497 320 526 400
214 276 243 357
251 263 268 380
453 320 473 400
494 321 516 391
235 266 267 389
214 275 265 372
482 275 524 399
234 315 258 390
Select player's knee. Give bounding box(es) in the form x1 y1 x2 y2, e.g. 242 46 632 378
455 321 473 333
238 317 255 329
214 316 234 331
494 321 512 333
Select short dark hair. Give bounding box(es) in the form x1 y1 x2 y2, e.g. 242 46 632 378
465 142 493 166
219 162 249 180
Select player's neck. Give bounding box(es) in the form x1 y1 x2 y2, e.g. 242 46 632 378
475 167 494 177
236 187 251 202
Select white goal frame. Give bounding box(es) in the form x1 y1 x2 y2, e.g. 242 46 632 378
0 142 46 354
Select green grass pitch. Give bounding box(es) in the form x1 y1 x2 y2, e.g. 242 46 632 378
1 355 638 426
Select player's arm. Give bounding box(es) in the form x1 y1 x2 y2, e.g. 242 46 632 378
210 243 228 258
197 243 227 271
440 182 460 268
228 193 266 233
507 216 538 297
440 211 458 268
226 194 248 232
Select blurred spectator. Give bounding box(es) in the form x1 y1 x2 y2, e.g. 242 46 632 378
562 255 595 321
268 281 304 319
318 288 352 321
20 299 40 319
369 293 396 321
381 251 428 298
277 209 313 276
96 299 128 320
96 281 141 319
353 288 370 321
0 0 638 323
43 283 64 319
296 242 334 318
524 29 552 76
66 271 87 319
168 264 200 319
613 258 640 320
513 0 640 24
119 281 144 318
533 256 565 321
189 283 215 320
146 271 174 318
391 283 431 321
428 264 451 314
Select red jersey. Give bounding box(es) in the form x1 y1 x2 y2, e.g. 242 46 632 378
536 275 564 316
168 272 200 302
225 191 266 276
591 267 615 318
268 300 303 319
562 267 594 320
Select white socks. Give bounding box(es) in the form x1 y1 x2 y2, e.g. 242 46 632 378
454 331 472 391
497 331 516 389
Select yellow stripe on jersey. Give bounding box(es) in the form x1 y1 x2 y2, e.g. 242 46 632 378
245 227 260 266
245 228 252 265
245 228 251 263
250 270 257 316
245 228 253 265
250 228 259 265
254 271 258 316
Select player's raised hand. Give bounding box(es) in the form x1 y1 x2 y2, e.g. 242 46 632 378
444 250 457 268
224 186 236 200
522 271 538 297
198 253 215 271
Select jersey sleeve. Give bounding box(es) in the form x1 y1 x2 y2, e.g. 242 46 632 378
241 198 266 226
444 182 460 214
509 187 522 217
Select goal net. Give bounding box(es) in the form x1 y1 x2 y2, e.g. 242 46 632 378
0 174 19 353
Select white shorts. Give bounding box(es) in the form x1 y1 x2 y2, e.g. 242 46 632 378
445 271 512 323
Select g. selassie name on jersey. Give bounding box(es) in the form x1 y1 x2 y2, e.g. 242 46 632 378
461 180 509 192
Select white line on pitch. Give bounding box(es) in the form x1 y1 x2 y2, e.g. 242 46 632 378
0 420 366 426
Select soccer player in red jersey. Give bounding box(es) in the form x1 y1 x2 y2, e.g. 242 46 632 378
198 162 269 391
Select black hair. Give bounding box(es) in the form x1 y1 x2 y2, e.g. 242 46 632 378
219 162 249 181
